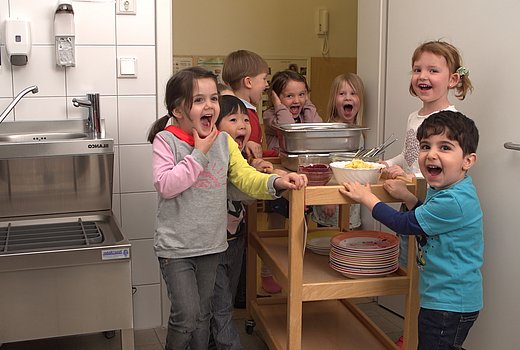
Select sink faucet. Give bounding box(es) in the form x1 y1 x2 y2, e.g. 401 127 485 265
72 93 101 136
0 85 39 124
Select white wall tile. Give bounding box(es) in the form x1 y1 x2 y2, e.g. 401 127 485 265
12 46 66 97
66 46 117 96
130 239 160 285
132 284 162 330
0 55 13 97
120 192 157 240
8 0 55 45
117 46 156 95
116 1 155 45
74 1 116 45
101 95 119 142
14 96 67 121
0 99 12 121
119 144 154 192
118 95 156 144
0 0 8 28
0 17 13 97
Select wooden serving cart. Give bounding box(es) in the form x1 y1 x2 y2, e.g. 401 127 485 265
245 171 425 350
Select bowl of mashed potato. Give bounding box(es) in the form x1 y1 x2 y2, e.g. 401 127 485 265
329 159 386 184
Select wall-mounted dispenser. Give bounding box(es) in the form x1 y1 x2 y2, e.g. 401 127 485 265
54 1 75 67
5 19 32 66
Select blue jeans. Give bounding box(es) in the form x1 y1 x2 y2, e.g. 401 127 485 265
210 235 245 349
418 308 479 350
159 254 220 350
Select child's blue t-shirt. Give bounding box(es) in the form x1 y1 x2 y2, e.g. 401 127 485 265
414 175 483 313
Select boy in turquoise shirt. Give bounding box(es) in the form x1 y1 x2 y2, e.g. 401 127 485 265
339 110 483 350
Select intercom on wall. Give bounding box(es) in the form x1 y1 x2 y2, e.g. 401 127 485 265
316 9 329 35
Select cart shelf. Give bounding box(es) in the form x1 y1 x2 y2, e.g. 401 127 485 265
250 299 398 350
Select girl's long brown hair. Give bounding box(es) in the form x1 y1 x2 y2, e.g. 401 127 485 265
147 67 218 143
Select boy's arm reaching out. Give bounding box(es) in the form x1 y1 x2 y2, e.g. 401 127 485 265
339 181 425 236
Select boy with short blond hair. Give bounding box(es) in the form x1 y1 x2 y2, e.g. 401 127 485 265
222 50 269 159
223 50 282 294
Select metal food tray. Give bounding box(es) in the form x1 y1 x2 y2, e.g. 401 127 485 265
274 123 367 153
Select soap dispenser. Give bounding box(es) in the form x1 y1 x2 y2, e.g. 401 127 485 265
54 1 75 67
5 19 32 66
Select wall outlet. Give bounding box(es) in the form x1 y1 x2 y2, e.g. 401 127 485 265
117 0 136 15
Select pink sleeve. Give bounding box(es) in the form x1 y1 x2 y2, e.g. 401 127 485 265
302 100 323 123
152 134 203 199
263 105 295 127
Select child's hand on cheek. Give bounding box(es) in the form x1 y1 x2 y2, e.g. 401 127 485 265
271 90 282 107
193 126 217 154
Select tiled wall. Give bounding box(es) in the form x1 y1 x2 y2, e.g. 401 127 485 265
0 0 161 329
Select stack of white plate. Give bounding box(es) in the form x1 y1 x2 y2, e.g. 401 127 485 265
306 236 332 255
329 231 399 278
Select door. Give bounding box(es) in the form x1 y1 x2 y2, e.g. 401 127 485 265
358 1 520 349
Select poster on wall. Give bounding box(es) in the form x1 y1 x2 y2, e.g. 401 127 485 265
197 56 225 84
173 56 194 74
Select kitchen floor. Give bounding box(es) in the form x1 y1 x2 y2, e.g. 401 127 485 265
0 298 403 350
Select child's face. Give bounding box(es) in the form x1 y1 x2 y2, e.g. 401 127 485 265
334 80 360 124
217 112 251 151
411 52 459 106
248 72 268 105
279 80 308 118
418 131 476 190
175 78 220 138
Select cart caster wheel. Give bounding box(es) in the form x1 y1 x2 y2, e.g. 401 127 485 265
245 319 256 334
103 330 116 339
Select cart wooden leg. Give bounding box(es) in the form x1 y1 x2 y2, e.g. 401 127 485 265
286 190 305 349
403 235 419 350
338 204 351 231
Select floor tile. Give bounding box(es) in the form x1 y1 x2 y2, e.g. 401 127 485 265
134 329 160 346
134 344 163 350
153 327 167 346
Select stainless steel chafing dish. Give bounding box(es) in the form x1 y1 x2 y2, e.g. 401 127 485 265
273 123 367 153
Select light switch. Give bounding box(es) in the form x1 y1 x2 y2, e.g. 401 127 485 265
117 0 136 15
118 57 137 78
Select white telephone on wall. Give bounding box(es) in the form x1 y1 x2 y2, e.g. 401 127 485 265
317 9 329 35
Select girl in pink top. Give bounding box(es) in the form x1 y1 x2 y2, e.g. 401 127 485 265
263 70 322 154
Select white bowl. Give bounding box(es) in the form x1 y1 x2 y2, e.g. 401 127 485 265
329 161 385 184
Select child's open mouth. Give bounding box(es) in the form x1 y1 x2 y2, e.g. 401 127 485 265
234 135 245 149
418 83 432 91
343 103 353 113
289 105 301 116
200 114 213 128
427 165 442 176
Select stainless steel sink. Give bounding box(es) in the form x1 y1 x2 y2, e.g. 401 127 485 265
0 120 96 139
0 119 111 158
0 131 89 143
